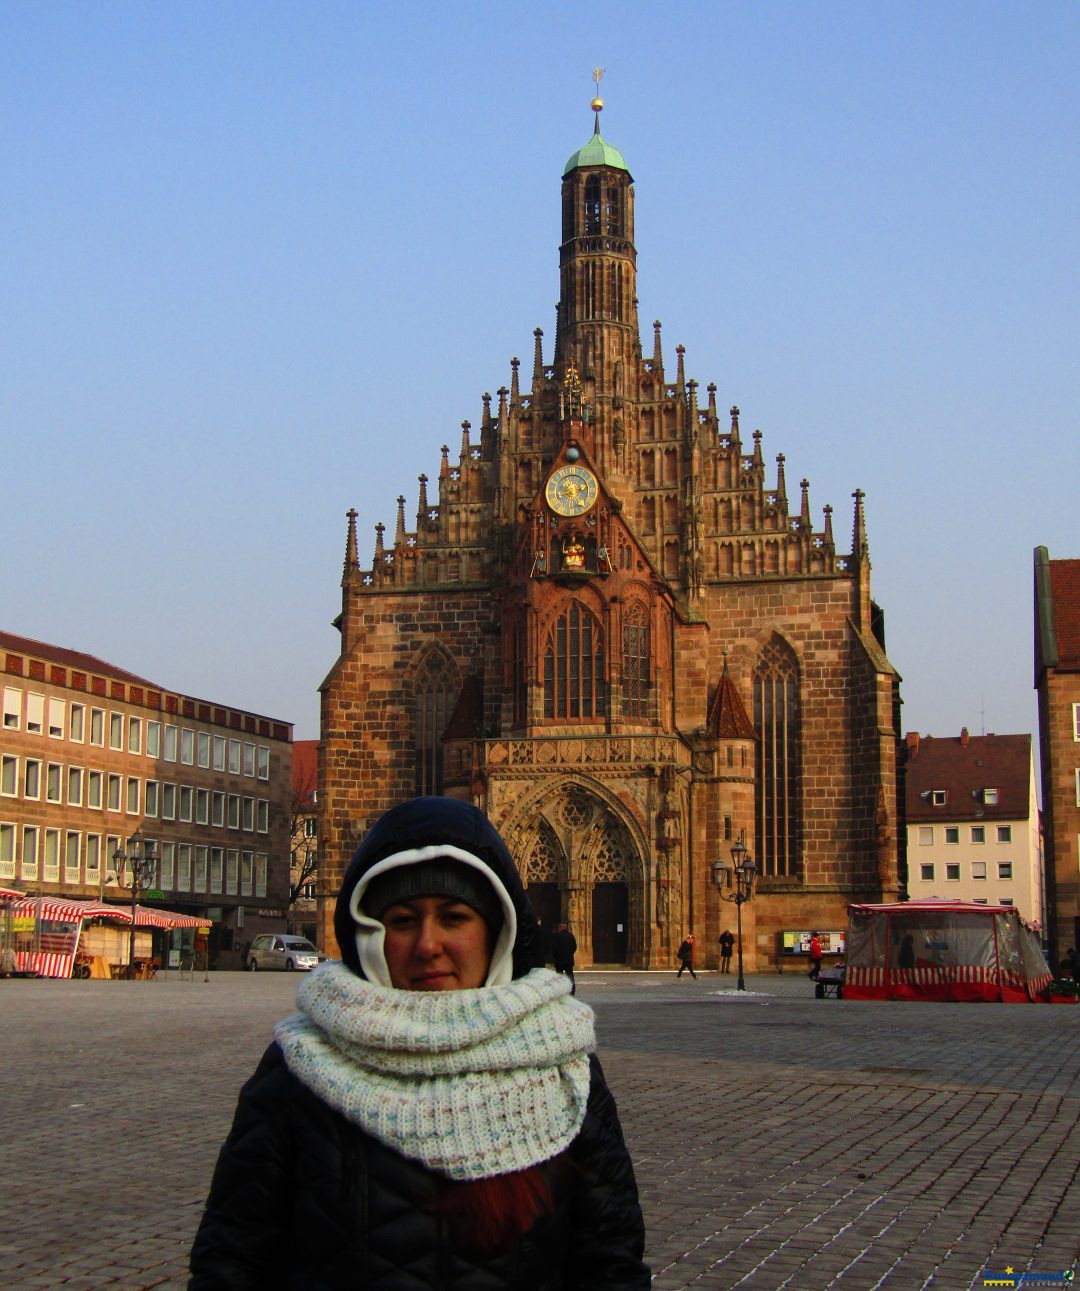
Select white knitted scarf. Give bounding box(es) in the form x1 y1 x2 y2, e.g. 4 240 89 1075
275 962 595 1181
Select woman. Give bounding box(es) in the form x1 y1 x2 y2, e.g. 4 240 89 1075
190 797 649 1289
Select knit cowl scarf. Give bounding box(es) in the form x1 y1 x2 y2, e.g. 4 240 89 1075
275 961 595 1182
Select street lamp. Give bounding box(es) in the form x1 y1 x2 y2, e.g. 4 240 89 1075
113 839 157 980
711 833 757 991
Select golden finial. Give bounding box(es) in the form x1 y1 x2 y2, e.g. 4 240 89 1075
591 67 605 115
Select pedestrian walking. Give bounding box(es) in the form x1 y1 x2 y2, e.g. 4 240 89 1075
552 921 578 995
190 797 649 1290
807 931 823 980
676 933 697 979
719 929 734 973
532 916 553 969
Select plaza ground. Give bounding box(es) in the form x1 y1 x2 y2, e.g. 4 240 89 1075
1 969 1077 1289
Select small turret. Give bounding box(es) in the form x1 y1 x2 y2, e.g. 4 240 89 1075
341 507 359 589
532 328 544 391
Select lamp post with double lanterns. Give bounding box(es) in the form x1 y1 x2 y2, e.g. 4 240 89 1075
711 834 757 991
112 839 157 980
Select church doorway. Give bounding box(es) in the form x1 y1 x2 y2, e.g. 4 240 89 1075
591 882 628 963
527 882 562 942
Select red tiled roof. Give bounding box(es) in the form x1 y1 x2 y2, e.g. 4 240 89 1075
292 739 318 803
904 731 1031 822
0 629 158 688
1049 559 1080 668
707 669 756 740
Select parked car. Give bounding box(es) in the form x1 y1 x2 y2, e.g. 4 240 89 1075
246 934 324 972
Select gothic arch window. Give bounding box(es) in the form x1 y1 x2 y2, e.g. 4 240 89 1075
584 175 601 235
413 652 456 796
753 637 801 878
524 821 562 884
622 602 650 719
543 601 607 721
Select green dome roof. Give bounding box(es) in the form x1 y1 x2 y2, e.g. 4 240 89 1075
563 125 632 178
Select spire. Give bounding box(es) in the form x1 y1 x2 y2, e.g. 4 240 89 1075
652 320 663 373
775 454 787 507
532 328 544 389
341 507 359 588
440 444 450 479
675 344 686 394
729 405 741 450
688 378 699 423
823 504 834 547
481 391 492 430
497 385 508 431
373 522 386 568
852 489 868 559
707 382 718 422
752 428 763 469
460 419 471 463
799 478 811 530
510 356 520 405
417 474 429 526
394 495 406 548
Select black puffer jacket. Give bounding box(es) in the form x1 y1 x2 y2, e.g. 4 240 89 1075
190 798 649 1289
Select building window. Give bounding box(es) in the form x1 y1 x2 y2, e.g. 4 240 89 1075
931 789 947 806
997 825 1012 844
920 863 934 881
413 653 455 797
106 773 121 811
145 781 159 817
226 850 239 895
181 729 194 765
946 863 960 881
159 841 175 890
754 636 801 879
85 834 100 880
999 896 1014 905
47 763 63 803
196 788 209 825
194 846 208 893
109 713 123 750
305 817 317 838
197 731 210 768
621 603 650 719
945 826 959 844
70 703 85 742
228 794 240 829
126 777 140 814
243 743 256 778
0 823 14 879
242 796 254 831
64 831 81 881
128 717 141 755
146 720 161 758
1 756 16 797
257 746 270 780
213 736 226 771
1073 702 1080 740
998 862 1013 880
67 766 83 805
255 853 268 898
27 693 44 735
2 687 20 730
86 770 101 808
212 791 225 827
43 828 60 880
210 847 223 893
161 783 176 821
918 826 933 845
48 698 65 738
970 826 986 844
983 787 998 805
164 724 178 762
241 851 253 896
22 825 39 879
177 844 192 890
179 786 193 822
90 708 104 746
257 799 269 833
25 760 41 800
229 740 241 775
544 602 607 722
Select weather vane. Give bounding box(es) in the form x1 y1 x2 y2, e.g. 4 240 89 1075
592 67 606 118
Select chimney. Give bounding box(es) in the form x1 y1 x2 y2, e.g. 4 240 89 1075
960 727 970 747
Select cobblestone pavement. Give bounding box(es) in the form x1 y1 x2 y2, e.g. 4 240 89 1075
1 969 1077 1289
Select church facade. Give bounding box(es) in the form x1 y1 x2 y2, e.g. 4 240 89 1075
318 105 904 970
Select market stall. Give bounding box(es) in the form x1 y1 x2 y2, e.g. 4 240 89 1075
844 899 1052 1002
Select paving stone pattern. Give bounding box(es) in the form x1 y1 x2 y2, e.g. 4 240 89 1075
1 971 1076 1289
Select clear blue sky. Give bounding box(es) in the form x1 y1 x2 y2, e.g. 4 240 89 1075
4 1 1078 750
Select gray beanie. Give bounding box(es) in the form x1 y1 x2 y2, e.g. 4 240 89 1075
361 859 503 932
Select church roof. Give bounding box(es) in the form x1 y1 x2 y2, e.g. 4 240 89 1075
707 665 756 740
563 123 632 178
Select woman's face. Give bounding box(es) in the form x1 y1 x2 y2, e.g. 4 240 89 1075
381 896 493 991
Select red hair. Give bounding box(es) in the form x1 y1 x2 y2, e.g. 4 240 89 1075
432 1159 564 1252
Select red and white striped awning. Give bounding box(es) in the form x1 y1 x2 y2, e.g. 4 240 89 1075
9 897 212 929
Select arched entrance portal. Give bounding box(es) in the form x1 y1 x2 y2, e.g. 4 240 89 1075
506 781 644 967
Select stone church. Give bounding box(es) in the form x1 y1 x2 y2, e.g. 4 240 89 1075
318 100 904 970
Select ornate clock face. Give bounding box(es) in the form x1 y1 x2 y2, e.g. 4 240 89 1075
545 464 599 517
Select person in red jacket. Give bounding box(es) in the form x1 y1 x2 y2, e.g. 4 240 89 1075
808 932 823 980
